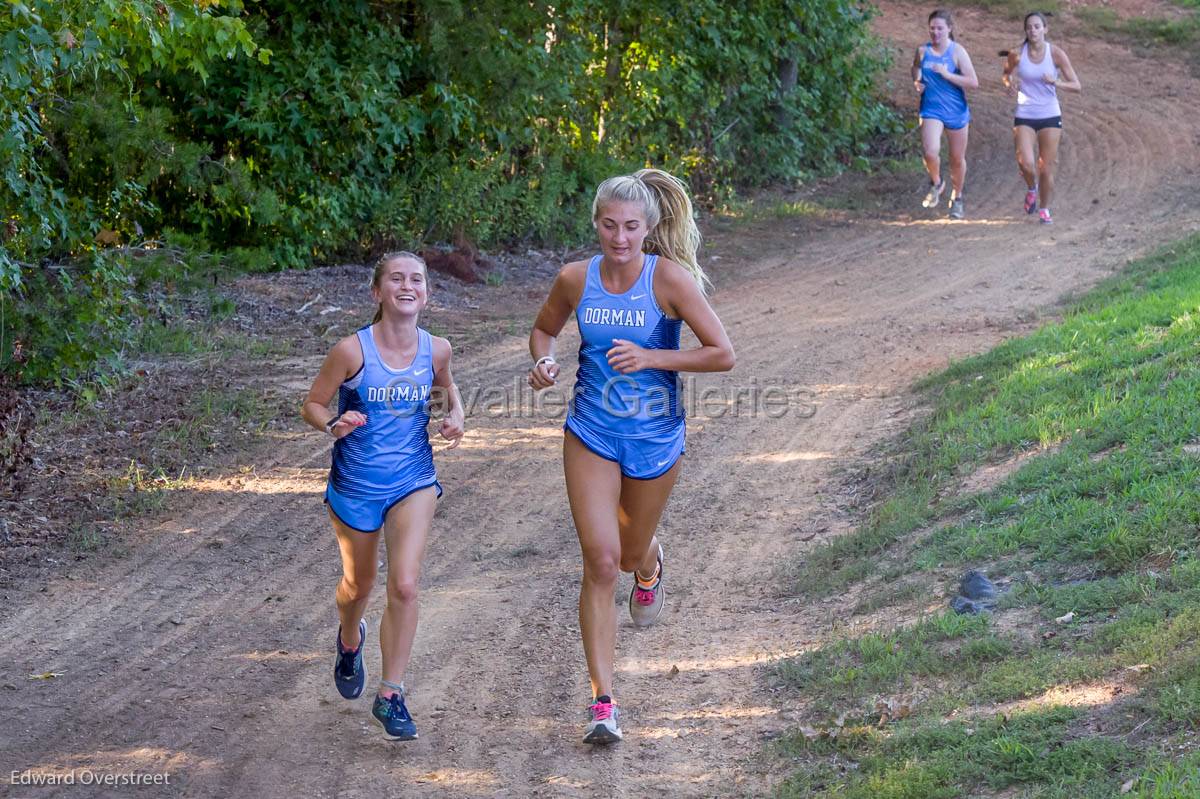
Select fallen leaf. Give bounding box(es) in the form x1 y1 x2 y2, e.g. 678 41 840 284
1120 778 1135 794
1055 611 1075 624
667 664 680 678
28 672 63 680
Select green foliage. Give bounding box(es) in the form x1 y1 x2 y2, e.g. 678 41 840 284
2 0 896 384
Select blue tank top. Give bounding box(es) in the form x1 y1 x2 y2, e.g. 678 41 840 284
569 254 684 438
919 41 970 124
330 326 436 498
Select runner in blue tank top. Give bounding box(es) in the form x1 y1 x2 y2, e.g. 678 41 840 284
528 169 735 744
301 251 464 741
1002 11 1082 225
911 9 978 219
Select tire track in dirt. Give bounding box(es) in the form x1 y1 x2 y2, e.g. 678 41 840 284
3 3 1200 796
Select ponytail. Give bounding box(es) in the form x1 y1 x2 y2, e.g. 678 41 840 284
635 168 709 294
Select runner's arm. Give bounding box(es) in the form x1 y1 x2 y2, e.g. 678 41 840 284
301 336 367 437
938 46 979 89
606 260 734 375
528 263 584 389
1050 46 1082 92
431 336 464 449
1002 49 1021 94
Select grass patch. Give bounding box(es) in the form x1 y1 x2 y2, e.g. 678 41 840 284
105 460 191 522
136 320 292 359
941 0 1060 20
774 234 1200 796
1075 5 1200 73
151 387 275 459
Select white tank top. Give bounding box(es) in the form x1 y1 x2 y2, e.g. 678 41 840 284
1015 42 1061 119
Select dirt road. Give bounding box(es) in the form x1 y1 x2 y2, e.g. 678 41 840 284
3 4 1199 797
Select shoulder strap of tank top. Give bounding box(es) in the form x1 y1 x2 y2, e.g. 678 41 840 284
586 254 602 291
357 325 378 367
416 327 434 372
640 253 658 294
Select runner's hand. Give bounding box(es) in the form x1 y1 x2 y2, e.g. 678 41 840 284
607 339 657 374
914 80 925 94
438 409 465 450
330 411 366 438
528 359 559 390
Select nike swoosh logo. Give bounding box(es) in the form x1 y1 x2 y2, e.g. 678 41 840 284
413 369 428 376
657 458 670 467
630 294 647 301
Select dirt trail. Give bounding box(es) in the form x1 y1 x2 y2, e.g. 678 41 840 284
3 4 1200 797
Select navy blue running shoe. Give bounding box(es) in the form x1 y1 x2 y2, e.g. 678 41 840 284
334 619 367 700
372 692 418 740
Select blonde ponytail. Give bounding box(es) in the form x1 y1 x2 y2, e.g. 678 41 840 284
635 168 709 295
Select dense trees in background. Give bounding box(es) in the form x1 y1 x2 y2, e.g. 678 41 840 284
1 0 895 382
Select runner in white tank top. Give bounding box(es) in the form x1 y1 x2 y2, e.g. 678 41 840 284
1002 12 1081 224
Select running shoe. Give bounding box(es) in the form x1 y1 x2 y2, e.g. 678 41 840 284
1024 186 1038 214
372 691 418 740
948 196 965 220
629 543 665 627
583 698 622 744
922 178 946 209
1039 208 1053 225
334 619 367 700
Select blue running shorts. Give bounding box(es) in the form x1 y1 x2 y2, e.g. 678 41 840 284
325 479 442 533
565 416 685 480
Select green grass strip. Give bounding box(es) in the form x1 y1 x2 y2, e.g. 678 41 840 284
776 234 1200 796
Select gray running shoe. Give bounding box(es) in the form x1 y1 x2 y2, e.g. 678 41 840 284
922 178 946 209
583 699 622 744
628 543 665 627
948 196 965 220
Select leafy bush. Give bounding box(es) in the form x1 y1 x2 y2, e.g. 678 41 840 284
2 0 897 383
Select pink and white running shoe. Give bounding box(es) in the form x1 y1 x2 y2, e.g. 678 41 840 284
584 698 623 744
629 543 665 627
1024 186 1038 214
